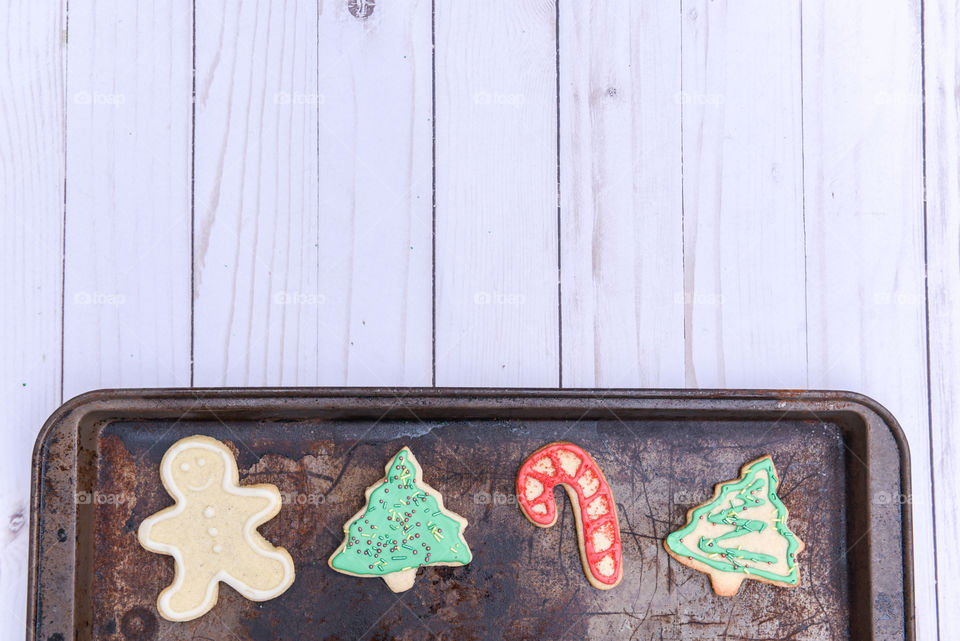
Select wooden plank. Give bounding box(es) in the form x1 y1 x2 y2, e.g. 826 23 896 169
801 0 937 636
0 0 65 629
557 0 684 388
62 1 192 397
924 0 959 635
315 0 433 385
434 0 559 387
681 0 807 388
193 0 319 385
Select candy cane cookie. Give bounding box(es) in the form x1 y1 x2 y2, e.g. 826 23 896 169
516 442 623 589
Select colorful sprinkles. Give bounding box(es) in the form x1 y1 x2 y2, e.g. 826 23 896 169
329 448 472 580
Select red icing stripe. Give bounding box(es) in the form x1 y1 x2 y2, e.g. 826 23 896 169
517 442 622 587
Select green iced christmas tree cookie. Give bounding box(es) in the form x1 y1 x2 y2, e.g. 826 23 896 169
664 455 805 596
328 447 472 592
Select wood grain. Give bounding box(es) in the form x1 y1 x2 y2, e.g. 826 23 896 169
2 0 956 634
434 0 560 386
192 0 320 385
801 2 937 638
315 0 433 386
0 0 65 630
681 0 807 389
62 0 192 398
924 0 959 635
557 0 684 388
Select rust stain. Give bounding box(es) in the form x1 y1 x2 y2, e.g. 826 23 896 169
119 606 157 641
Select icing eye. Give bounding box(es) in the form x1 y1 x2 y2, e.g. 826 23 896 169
197 457 206 467
180 463 190 472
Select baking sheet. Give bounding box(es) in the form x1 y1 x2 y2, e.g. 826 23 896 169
29 389 914 640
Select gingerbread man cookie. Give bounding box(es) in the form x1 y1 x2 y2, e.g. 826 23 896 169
137 435 295 621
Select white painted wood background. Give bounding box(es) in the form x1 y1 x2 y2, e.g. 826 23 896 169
1 0 956 637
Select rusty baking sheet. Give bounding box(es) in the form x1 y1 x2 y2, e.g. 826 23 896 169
28 389 914 640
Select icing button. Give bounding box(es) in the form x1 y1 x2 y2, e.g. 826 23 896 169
203 506 215 518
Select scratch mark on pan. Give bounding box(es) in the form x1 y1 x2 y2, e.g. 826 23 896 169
322 444 365 499
779 470 818 501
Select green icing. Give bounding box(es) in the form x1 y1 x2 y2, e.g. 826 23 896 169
330 448 472 577
665 456 801 584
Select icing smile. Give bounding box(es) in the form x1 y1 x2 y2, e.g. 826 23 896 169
187 475 215 492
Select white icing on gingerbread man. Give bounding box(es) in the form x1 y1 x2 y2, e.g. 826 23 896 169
138 435 295 621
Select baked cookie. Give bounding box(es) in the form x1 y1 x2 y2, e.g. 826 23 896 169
137 435 295 621
328 447 472 592
664 455 805 596
517 442 623 589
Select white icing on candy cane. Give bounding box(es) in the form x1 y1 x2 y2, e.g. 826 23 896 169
517 442 623 589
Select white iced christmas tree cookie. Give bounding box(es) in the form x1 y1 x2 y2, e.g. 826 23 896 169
664 455 805 596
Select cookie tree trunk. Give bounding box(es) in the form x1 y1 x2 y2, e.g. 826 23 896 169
382 568 417 592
